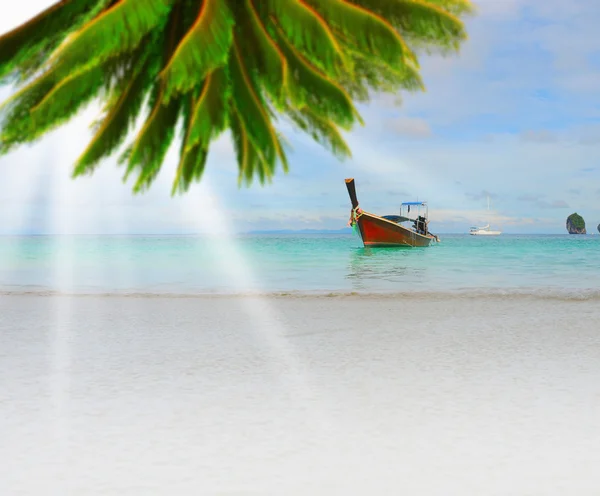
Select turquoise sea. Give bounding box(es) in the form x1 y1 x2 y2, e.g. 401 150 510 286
0 233 599 296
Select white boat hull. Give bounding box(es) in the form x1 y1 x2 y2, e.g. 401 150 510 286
469 196 502 236
470 230 502 236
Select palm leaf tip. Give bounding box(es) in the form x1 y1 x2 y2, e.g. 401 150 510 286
184 68 230 152
171 144 208 195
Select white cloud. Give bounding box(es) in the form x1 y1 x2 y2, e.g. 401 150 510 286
388 117 432 138
520 130 559 144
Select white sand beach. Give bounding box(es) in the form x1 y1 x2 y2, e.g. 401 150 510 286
1 293 600 495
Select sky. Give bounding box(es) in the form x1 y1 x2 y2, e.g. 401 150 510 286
1 0 599 235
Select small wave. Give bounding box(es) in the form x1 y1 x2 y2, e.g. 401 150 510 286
2 287 600 302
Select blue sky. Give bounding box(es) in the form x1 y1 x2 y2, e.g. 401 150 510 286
1 0 599 234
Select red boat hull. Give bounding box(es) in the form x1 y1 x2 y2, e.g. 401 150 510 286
356 212 434 247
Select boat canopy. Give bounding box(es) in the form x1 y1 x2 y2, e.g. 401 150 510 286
401 201 427 206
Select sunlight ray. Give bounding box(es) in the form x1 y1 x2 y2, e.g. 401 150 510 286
180 180 331 428
46 142 79 490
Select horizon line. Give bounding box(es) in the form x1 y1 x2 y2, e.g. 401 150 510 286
0 230 592 237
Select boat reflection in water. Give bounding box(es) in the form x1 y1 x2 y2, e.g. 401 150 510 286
345 246 430 292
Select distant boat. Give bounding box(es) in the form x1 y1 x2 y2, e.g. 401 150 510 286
345 178 440 247
470 195 502 236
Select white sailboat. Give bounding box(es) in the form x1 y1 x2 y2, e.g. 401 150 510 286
469 195 501 236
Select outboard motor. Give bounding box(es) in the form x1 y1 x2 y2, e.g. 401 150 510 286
415 216 426 234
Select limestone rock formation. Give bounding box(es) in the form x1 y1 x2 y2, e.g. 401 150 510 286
566 213 586 234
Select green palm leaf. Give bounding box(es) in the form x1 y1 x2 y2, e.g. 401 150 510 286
0 0 473 194
357 0 470 50
285 105 352 160
74 55 152 176
235 0 288 108
49 0 173 77
261 0 347 77
185 67 229 151
0 0 111 82
272 22 360 129
229 39 285 181
172 94 209 194
160 0 234 101
30 65 106 131
306 0 412 67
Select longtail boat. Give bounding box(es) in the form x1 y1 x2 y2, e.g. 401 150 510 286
345 178 440 248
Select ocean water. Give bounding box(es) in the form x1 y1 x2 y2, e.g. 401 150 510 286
0 233 599 296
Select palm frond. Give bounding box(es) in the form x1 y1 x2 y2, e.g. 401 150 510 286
235 0 288 108
172 93 208 195
29 65 105 132
273 22 361 129
121 1 185 192
49 0 173 77
185 67 229 151
354 0 469 50
161 0 234 101
0 72 55 153
421 0 474 16
170 65 230 192
0 0 474 192
306 0 411 68
0 45 143 153
285 105 351 160
0 0 111 83
123 91 182 192
263 0 347 77
230 105 270 186
229 39 285 181
74 55 152 176
340 47 424 101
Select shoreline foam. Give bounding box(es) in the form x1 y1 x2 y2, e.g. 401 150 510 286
2 286 600 301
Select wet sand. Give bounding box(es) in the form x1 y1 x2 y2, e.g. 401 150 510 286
1 294 600 495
